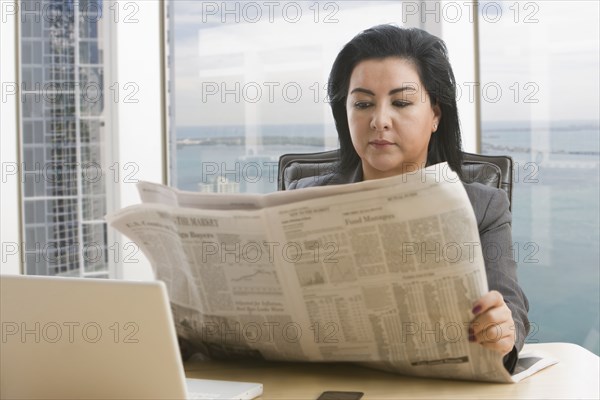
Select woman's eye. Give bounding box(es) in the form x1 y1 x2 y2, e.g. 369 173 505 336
393 100 410 108
354 101 371 109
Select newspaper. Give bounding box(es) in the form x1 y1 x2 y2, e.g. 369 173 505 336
106 163 556 383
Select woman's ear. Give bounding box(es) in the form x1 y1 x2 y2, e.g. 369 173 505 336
432 104 442 132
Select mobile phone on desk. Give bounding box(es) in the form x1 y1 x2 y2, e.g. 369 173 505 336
317 391 364 400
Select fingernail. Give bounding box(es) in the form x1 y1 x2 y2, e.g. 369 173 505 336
468 328 474 336
469 334 475 342
472 305 481 315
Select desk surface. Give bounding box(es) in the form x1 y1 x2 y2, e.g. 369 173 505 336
185 343 599 399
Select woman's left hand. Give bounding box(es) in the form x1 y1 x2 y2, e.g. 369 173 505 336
469 290 516 356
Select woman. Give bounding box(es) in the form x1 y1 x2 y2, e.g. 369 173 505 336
289 25 529 372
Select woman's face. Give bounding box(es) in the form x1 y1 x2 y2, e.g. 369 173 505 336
346 57 441 180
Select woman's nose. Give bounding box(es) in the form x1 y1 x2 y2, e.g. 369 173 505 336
370 105 391 131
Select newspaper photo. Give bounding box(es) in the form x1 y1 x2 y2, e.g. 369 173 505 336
106 163 556 383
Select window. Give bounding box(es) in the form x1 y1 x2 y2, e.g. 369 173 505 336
19 0 111 278
167 1 412 193
479 1 599 354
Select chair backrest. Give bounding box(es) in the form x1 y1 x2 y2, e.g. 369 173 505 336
278 150 514 209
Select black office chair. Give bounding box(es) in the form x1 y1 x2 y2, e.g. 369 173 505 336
278 150 514 209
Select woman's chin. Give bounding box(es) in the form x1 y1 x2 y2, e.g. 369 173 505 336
363 164 402 179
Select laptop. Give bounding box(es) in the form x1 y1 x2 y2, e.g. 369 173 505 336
0 275 263 400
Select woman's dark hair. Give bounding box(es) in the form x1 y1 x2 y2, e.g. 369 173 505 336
328 24 463 178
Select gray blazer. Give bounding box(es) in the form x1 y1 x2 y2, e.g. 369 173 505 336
289 164 530 372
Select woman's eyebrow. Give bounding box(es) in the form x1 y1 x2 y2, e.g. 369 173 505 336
389 86 417 95
349 87 375 96
349 86 416 96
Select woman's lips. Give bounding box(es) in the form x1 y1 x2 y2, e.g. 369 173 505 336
369 139 395 148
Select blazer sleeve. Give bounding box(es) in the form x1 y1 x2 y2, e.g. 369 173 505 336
477 188 530 372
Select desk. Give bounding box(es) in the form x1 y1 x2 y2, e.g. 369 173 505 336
185 343 599 399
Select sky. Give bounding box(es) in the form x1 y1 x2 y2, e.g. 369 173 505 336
169 1 600 127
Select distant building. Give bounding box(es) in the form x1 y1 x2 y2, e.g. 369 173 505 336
20 1 109 277
198 176 240 193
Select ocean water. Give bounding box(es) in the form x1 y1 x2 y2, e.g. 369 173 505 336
482 120 599 355
175 124 333 193
175 121 600 355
